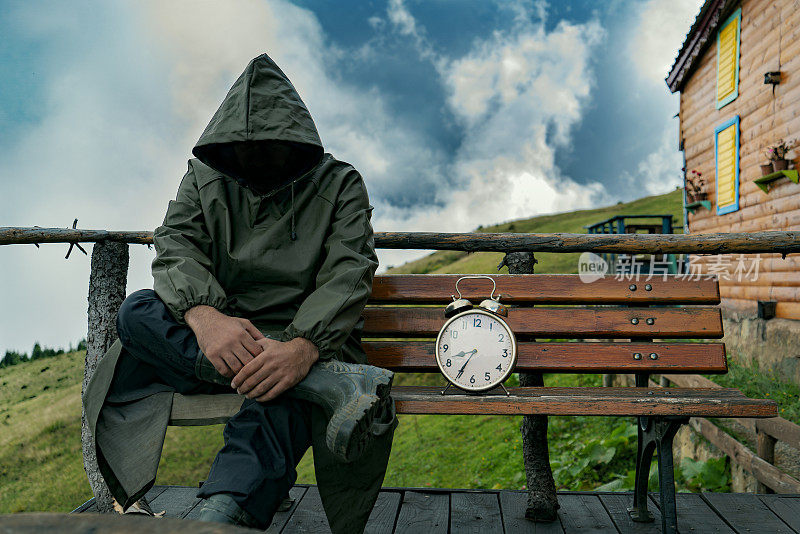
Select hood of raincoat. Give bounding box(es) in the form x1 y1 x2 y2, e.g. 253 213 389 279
192 53 324 199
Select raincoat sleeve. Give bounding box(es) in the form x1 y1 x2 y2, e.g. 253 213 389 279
278 168 379 360
151 162 228 324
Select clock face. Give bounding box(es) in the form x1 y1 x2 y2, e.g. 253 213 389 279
435 309 517 392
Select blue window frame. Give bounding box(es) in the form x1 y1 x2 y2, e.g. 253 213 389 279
715 115 740 215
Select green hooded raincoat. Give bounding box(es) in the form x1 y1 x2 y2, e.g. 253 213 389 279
83 53 396 533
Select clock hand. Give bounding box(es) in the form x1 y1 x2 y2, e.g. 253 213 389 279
455 349 478 379
451 350 467 359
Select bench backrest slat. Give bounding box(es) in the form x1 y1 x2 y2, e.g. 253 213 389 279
369 274 720 304
361 306 723 339
363 341 727 374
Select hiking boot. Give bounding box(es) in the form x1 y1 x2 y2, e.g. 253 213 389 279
286 360 394 463
196 493 260 528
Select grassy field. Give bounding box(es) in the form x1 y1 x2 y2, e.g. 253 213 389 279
5 187 760 513
387 188 684 275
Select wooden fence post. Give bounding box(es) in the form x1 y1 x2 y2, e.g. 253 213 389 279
499 251 559 521
81 241 129 512
757 429 777 494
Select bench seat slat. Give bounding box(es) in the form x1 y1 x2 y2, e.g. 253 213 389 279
363 341 728 373
369 274 721 304
168 386 776 426
362 306 723 338
392 386 777 418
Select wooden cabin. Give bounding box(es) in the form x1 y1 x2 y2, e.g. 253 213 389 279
667 0 800 321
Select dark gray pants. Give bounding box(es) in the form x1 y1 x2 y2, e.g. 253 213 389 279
110 289 312 528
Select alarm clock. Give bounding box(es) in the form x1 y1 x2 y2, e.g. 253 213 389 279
435 275 517 394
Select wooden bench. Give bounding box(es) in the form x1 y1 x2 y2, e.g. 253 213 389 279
168 271 778 533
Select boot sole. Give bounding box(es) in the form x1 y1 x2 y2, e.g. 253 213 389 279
368 367 394 400
328 393 383 462
338 367 395 461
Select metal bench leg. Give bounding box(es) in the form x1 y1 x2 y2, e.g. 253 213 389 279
629 416 656 523
628 416 688 534
655 417 686 534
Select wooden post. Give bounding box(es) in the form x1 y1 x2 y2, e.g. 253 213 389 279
499 251 559 521
81 241 129 512
757 429 777 494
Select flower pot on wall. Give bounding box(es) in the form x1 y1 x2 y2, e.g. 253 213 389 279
688 192 708 203
761 163 775 176
773 159 789 171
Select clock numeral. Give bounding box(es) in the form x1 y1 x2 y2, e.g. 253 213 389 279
451 330 458 339
473 317 482 327
446 359 452 367
469 375 476 384
489 322 493 330
498 333 504 342
502 349 509 357
442 344 448 352
496 364 502 371
462 320 467 329
484 372 491 381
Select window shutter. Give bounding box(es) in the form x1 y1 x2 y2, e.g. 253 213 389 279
715 116 740 215
716 8 741 109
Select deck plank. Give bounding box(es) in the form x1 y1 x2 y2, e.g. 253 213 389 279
703 492 795 533
558 494 617 534
598 493 661 533
450 492 503 534
72 486 800 534
649 492 734 533
364 491 402 533
265 486 308 533
499 491 564 533
759 496 800 533
147 486 201 519
281 486 331 533
394 491 449 534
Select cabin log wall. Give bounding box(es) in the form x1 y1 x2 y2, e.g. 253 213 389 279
681 0 800 319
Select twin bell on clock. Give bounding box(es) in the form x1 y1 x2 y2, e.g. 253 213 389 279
436 275 518 394
444 279 508 318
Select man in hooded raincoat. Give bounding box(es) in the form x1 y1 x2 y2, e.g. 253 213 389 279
82 53 397 532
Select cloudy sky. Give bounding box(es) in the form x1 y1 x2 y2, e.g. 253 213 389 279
0 0 702 354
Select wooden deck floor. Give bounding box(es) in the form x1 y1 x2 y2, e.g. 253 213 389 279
73 485 800 533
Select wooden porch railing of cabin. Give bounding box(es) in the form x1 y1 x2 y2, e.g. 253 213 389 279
3 225 800 508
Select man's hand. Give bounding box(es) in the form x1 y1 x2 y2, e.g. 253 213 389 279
231 337 319 402
185 305 265 378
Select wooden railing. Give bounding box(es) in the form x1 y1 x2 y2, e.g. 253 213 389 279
3 226 800 254
3 225 800 506
661 374 800 494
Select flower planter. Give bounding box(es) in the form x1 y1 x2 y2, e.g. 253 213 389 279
761 163 775 176
773 159 789 171
688 192 708 204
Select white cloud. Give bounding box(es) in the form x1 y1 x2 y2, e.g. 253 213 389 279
390 5 609 229
628 0 705 85
621 121 684 196
373 3 610 267
386 0 438 62
616 0 701 197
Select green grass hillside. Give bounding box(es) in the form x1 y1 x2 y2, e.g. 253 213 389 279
388 188 684 275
